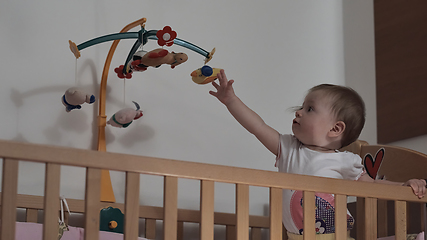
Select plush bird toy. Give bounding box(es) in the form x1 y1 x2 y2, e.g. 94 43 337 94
191 65 222 84
61 87 96 112
114 48 188 79
133 48 188 70
107 101 143 128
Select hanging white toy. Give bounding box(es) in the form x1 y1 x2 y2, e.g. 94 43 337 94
107 101 143 128
62 87 96 112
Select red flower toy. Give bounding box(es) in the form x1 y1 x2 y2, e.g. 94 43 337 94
114 65 133 79
156 26 177 47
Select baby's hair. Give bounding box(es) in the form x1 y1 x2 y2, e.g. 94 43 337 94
309 84 366 148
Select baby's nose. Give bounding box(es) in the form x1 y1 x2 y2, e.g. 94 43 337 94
295 110 301 117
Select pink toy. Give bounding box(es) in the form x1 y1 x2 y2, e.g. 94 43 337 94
114 49 188 79
61 87 95 112
107 101 143 128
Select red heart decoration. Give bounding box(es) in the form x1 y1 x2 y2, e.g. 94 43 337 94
363 148 385 179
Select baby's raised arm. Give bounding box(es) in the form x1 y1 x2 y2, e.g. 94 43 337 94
209 69 280 156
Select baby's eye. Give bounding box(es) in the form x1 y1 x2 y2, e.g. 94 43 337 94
307 107 313 112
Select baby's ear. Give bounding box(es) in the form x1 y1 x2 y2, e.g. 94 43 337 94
329 121 346 137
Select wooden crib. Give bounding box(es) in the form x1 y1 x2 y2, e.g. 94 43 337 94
0 139 426 240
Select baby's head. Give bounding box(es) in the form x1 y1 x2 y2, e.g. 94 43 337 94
308 84 365 148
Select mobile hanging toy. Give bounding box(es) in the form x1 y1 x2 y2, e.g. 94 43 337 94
191 65 222 85
115 48 189 79
61 87 95 112
63 17 221 134
107 101 143 128
69 24 215 79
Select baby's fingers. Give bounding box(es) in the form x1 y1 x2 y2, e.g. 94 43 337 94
409 180 426 198
209 90 217 97
211 81 219 89
420 179 427 198
217 69 228 83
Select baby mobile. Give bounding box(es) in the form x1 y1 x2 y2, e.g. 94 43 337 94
63 17 220 203
65 18 219 125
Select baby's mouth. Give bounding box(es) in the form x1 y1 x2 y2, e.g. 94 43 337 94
293 119 299 125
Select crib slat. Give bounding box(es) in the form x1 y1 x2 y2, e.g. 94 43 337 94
282 224 288 240
251 227 262 240
26 209 38 222
364 197 377 240
395 200 407 240
356 197 365 240
270 187 282 240
178 221 184 240
84 168 101 240
226 225 236 240
43 163 61 240
200 180 214 240
236 184 249 240
124 172 140 240
303 191 315 240
164 176 178 240
377 199 388 237
145 219 156 239
422 203 426 232
334 194 347 240
1 159 19 240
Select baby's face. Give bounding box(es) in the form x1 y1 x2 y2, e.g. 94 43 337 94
292 90 337 148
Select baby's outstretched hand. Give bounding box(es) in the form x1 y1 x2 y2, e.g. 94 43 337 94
403 179 426 198
209 69 236 105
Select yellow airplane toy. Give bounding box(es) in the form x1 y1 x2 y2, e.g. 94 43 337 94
190 65 222 85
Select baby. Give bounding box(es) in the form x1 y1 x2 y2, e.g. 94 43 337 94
209 69 426 238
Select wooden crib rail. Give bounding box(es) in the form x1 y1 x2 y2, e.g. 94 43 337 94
0 192 268 224
1 139 426 240
0 140 423 202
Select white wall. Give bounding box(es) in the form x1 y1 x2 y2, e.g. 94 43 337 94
343 0 377 145
1 0 425 237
